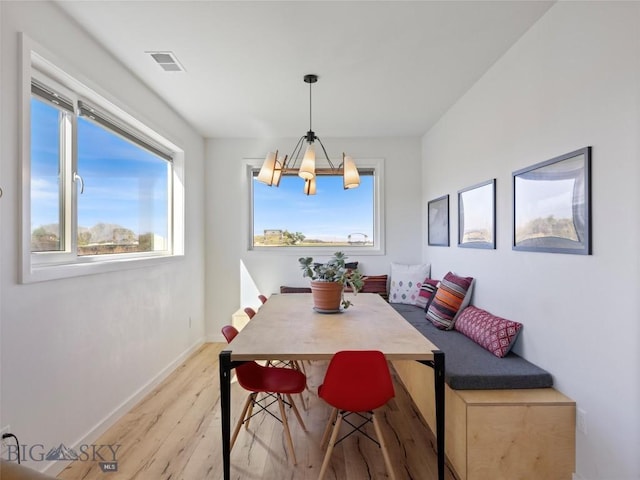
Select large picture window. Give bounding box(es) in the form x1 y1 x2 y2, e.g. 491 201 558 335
249 161 384 254
22 40 183 282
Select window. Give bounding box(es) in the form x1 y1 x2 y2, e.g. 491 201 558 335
75 103 170 256
30 92 69 253
22 40 184 282
248 159 385 254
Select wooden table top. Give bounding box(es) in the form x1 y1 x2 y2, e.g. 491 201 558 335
228 293 438 361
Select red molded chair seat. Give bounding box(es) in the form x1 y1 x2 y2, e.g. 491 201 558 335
318 350 396 480
233 360 306 394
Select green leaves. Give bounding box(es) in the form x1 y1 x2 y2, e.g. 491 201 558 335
298 251 364 293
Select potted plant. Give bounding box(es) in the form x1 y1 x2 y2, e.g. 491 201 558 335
299 252 364 311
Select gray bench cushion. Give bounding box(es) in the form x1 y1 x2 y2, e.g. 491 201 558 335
390 303 553 390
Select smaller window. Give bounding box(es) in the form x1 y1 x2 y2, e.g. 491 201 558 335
247 159 385 254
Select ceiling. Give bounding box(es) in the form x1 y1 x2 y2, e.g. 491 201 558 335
54 1 553 139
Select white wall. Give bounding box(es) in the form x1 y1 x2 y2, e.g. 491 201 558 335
0 2 206 473
205 137 422 339
422 2 639 479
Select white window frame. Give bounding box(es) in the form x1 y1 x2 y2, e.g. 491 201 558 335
244 157 385 255
20 34 185 283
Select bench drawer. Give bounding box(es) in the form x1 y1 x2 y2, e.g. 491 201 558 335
392 361 576 480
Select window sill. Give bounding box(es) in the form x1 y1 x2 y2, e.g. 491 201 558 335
248 245 385 256
21 253 184 284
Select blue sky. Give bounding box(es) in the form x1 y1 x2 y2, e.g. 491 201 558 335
31 98 169 237
253 174 374 242
32 96 372 243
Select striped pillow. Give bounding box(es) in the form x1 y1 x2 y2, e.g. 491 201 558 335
426 272 474 330
415 278 439 310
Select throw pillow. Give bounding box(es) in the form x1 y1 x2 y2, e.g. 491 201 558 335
389 263 431 305
425 271 474 329
415 278 439 310
455 306 523 358
360 275 389 300
280 286 312 294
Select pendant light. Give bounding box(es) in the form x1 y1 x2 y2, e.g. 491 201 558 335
257 74 360 195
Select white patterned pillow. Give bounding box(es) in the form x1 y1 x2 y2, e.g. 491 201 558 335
389 263 431 305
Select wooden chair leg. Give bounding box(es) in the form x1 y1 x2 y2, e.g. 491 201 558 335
244 393 257 430
231 393 254 450
372 412 396 480
298 392 308 411
286 394 307 431
277 394 297 465
295 360 307 376
290 361 309 410
318 413 343 480
320 408 338 449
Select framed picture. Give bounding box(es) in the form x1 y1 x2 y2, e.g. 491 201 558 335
513 147 591 255
428 195 449 246
458 179 496 249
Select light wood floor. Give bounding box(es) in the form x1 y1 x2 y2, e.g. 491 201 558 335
57 343 455 480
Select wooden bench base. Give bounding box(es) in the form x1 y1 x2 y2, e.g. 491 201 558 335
392 360 576 480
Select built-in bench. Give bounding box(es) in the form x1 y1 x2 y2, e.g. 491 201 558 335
390 303 553 390
389 303 576 480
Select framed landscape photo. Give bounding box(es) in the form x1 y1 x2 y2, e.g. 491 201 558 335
428 195 449 246
513 147 591 255
458 179 496 249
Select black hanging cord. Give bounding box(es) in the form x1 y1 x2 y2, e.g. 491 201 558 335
288 73 335 170
2 433 21 464
309 79 312 132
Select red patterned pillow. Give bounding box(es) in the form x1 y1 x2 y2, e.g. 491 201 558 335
415 278 439 310
455 306 523 358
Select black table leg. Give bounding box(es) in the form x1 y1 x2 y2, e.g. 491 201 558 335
219 350 232 480
420 349 445 480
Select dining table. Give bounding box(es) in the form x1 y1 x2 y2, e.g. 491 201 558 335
219 292 445 479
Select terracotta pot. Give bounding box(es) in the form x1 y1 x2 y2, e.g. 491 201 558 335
310 281 344 311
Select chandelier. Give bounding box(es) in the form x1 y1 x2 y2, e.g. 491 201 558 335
256 74 360 195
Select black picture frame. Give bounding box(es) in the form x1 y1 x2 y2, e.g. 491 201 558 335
458 179 496 249
428 195 450 246
512 147 591 255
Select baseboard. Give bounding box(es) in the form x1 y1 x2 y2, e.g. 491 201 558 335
41 337 205 476
207 332 226 343
573 473 586 480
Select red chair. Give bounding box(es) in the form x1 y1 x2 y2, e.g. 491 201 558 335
243 307 256 319
221 325 307 465
258 294 268 304
317 350 396 480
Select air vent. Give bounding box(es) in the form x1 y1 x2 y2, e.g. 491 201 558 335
146 51 185 73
